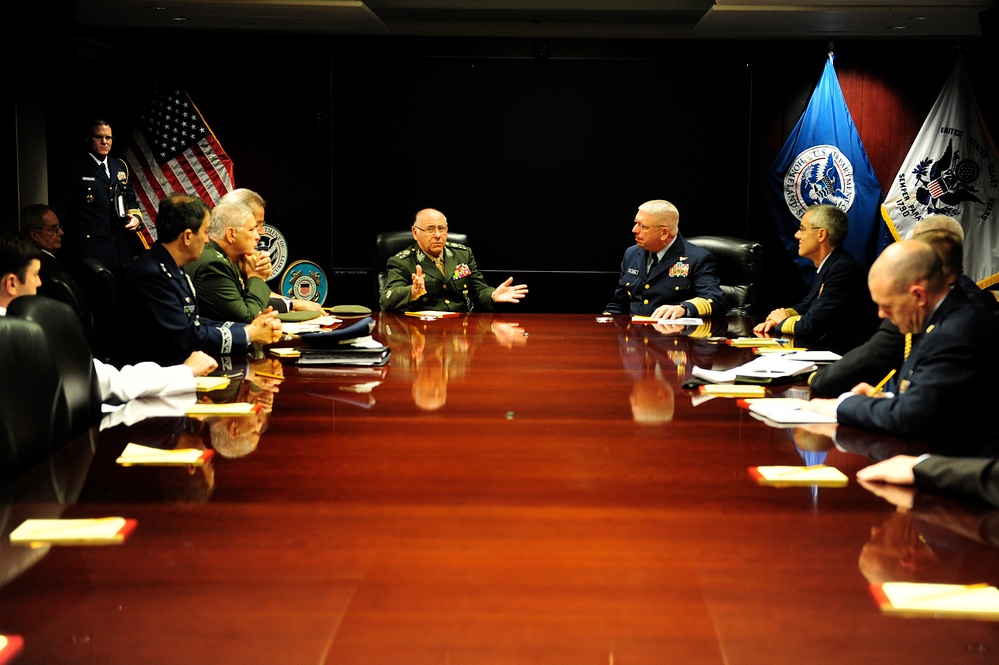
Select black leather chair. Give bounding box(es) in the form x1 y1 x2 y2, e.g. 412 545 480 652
7 296 102 438
38 268 96 351
686 235 763 316
71 258 118 361
374 231 470 303
0 316 66 480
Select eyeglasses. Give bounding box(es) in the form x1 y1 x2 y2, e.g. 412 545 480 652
414 225 448 236
92 135 113 142
40 224 62 234
634 221 666 231
797 224 820 233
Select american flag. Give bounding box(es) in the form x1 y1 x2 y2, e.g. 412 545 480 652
123 73 235 233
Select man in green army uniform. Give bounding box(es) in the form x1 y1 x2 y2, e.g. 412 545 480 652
380 208 528 312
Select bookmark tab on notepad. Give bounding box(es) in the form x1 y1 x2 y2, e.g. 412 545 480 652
871 582 999 621
9 518 136 547
116 442 213 467
749 465 848 487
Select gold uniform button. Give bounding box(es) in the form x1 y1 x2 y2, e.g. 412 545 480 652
674 286 680 291
643 299 649 305
445 300 450 304
644 284 650 290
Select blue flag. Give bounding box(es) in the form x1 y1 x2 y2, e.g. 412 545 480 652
763 54 885 285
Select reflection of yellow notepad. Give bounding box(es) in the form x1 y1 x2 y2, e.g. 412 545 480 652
116 442 213 467
195 376 230 392
749 465 848 487
270 347 301 358
185 403 259 417
0 635 24 664
698 384 766 398
9 518 136 547
404 311 460 319
871 583 999 621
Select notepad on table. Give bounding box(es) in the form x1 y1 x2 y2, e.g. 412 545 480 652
698 384 766 398
116 442 213 467
743 398 837 424
630 315 704 325
726 337 787 347
871 582 999 620
748 465 848 487
195 376 230 392
270 347 301 358
9 517 136 547
185 402 259 417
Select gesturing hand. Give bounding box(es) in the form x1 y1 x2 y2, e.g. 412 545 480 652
410 264 427 300
491 277 528 304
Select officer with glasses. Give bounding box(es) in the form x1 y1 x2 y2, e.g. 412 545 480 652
380 208 528 313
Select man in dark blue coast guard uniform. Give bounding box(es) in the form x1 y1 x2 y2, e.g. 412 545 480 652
603 199 727 319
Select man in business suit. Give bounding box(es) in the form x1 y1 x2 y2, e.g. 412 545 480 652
380 208 528 312
20 205 70 274
603 199 727 319
52 120 149 275
114 193 282 367
857 455 999 508
754 204 876 351
809 216 996 396
803 239 999 449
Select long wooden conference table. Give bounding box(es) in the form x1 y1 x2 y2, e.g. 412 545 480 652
1 313 997 664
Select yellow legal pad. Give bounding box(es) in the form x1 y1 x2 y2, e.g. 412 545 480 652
698 384 766 398
195 376 230 392
185 402 259 417
726 337 786 347
269 347 301 358
871 583 999 621
748 465 849 488
116 442 213 467
9 517 136 547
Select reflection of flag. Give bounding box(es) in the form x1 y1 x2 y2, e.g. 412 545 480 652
762 54 884 284
123 72 235 233
881 59 999 289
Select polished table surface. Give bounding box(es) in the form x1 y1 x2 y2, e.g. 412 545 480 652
1 313 997 664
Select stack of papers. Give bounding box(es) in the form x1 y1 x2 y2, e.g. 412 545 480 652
692 356 817 385
116 442 213 467
726 337 787 348
9 518 136 547
743 397 837 424
748 465 849 487
871 582 999 620
270 347 302 358
630 315 704 326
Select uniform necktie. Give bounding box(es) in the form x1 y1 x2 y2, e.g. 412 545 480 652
648 251 659 272
434 255 446 277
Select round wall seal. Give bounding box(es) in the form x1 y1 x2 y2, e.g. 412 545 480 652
280 260 328 305
256 224 288 282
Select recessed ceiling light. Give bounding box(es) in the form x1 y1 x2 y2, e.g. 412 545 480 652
171 16 188 21
908 16 931 21
887 25 908 30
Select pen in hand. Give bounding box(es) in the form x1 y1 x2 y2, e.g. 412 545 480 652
871 369 896 395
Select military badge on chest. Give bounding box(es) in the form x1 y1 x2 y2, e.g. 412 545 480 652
668 258 690 278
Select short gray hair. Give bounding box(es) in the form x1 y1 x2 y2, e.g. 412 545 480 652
637 200 679 233
219 188 266 210
806 204 848 247
209 202 254 240
914 214 964 242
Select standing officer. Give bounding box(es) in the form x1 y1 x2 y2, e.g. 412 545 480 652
53 119 149 276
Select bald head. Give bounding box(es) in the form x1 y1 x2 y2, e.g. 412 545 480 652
868 240 948 334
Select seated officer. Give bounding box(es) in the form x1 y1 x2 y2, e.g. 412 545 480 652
603 199 726 319
380 208 528 312
754 204 876 351
114 193 282 367
803 239 999 451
